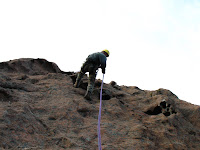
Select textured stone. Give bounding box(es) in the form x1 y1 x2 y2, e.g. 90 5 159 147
0 58 199 150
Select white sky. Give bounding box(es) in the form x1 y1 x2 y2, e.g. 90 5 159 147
0 0 200 105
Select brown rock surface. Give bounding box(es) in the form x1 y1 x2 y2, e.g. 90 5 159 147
0 58 200 150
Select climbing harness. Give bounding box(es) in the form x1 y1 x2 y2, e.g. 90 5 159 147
98 74 104 150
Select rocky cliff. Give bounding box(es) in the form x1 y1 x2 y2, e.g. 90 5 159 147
0 58 199 150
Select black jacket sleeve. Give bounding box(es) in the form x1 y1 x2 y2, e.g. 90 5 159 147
99 54 107 74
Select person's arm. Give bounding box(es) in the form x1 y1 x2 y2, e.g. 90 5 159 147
99 55 106 74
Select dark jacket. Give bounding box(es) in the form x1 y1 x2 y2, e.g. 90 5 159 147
86 52 107 74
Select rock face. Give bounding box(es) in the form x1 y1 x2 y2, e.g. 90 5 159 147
0 58 200 150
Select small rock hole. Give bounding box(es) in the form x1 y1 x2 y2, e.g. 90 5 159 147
145 106 162 115
160 101 167 108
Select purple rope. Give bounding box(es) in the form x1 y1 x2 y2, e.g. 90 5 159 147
98 74 104 150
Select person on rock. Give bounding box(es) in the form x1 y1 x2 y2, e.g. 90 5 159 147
74 49 110 100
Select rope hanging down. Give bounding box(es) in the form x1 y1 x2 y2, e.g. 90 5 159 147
98 74 104 150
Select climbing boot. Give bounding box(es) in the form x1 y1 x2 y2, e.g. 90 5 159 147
84 91 92 101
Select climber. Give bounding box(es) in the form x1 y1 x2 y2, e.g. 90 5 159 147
74 49 110 100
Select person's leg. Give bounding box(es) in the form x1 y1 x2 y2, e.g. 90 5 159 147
74 71 85 88
74 62 88 88
84 70 97 100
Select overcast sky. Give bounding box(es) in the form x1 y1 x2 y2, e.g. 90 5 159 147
0 0 200 105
